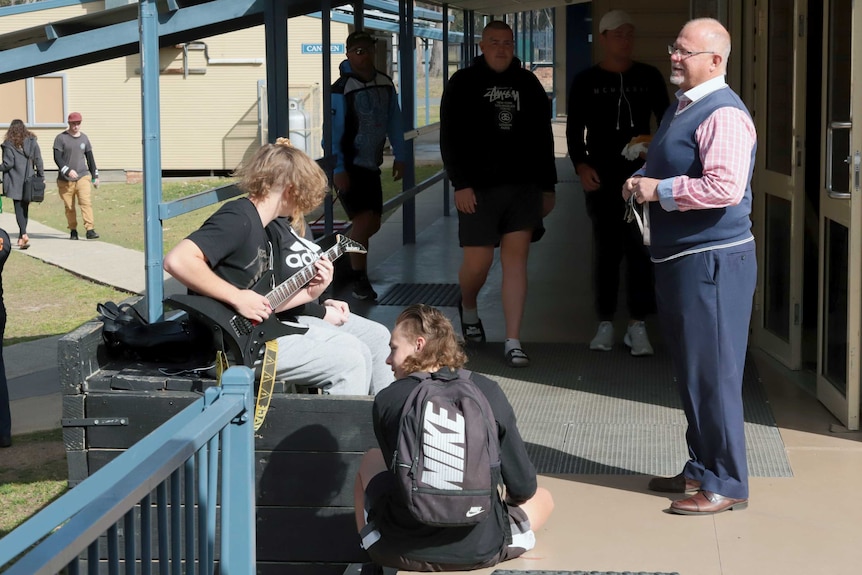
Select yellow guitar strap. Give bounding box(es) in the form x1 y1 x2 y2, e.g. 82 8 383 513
253 340 278 431
215 350 229 381
214 344 276 432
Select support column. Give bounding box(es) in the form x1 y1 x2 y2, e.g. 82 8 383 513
442 3 451 217
139 0 164 321
265 0 289 142
399 0 417 244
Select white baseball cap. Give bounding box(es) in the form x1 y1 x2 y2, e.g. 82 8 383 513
599 10 634 33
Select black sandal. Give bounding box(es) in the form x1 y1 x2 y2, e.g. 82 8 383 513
458 301 486 343
505 347 530 368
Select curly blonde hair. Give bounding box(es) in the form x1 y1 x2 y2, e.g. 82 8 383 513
233 138 328 233
395 304 467 374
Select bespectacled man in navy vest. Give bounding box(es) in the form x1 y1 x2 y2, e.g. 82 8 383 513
623 18 757 516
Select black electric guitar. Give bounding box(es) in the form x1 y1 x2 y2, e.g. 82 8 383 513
167 234 366 367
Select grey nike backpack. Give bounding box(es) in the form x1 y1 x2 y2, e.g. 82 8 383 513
393 368 503 527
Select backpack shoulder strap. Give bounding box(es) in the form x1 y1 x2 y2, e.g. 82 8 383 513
118 303 148 324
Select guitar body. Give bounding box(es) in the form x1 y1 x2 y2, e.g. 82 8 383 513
167 274 305 367
165 234 365 368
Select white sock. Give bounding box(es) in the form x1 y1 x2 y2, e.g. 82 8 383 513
461 306 479 324
505 338 522 354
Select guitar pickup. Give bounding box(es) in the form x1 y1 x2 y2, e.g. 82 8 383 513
230 315 253 337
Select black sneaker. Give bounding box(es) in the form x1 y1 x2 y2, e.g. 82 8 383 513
352 273 378 300
86 229 100 239
70 229 78 240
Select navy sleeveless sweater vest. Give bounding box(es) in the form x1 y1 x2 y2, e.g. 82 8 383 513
645 86 755 260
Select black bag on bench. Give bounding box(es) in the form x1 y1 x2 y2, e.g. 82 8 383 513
97 301 212 364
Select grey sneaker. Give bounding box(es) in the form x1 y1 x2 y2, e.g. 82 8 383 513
589 321 614 351
624 321 654 356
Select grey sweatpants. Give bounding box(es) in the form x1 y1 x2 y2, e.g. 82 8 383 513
274 314 394 395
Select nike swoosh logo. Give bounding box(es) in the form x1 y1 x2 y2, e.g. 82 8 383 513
465 508 484 518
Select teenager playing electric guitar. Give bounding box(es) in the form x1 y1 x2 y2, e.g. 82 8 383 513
164 139 375 395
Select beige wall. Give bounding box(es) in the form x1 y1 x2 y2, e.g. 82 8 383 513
590 0 690 102
0 2 351 172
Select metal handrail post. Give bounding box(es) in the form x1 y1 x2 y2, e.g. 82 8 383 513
219 367 256 574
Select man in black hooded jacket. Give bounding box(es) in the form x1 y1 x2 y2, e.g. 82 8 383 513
566 10 670 357
440 20 557 368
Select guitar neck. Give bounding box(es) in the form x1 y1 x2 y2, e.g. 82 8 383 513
267 243 343 310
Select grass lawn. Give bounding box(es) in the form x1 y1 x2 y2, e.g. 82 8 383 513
0 429 68 538
30 165 443 254
30 178 234 254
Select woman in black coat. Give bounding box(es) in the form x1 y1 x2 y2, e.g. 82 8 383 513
1 119 44 250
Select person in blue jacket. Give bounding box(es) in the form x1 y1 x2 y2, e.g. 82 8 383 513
329 30 406 301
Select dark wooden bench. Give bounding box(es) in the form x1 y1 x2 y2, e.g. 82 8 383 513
59 310 376 575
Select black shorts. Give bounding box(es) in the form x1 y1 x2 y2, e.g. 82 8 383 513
359 472 535 571
338 166 383 218
458 184 543 247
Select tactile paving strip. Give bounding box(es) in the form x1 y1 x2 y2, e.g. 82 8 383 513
465 343 792 477
377 283 461 307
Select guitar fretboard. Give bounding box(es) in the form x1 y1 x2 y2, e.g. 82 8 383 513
267 244 344 309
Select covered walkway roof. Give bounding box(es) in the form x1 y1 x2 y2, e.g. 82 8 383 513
0 0 339 84
446 0 577 11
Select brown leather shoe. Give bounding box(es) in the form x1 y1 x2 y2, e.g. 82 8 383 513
669 490 748 515
648 473 701 493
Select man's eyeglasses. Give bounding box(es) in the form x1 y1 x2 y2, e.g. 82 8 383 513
348 47 372 55
667 45 715 58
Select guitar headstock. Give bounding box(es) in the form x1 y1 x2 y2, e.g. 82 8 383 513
336 234 368 254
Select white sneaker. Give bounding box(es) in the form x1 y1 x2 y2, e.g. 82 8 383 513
624 321 654 356
590 321 614 351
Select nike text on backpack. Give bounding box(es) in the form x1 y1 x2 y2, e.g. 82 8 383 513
393 368 503 527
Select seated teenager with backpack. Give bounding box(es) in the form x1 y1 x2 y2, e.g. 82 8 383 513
354 304 554 571
164 139 371 395
265 215 394 395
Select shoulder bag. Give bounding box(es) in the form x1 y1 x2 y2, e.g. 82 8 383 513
22 143 45 203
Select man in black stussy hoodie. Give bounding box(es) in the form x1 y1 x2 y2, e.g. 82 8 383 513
566 9 670 358
440 20 557 369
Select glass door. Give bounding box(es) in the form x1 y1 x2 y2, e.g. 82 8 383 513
817 0 861 430
751 0 807 369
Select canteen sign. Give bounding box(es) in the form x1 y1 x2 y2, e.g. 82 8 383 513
301 43 345 55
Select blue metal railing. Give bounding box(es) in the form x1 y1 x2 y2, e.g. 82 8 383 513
0 367 256 575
